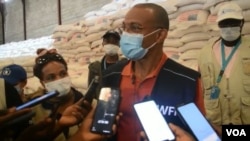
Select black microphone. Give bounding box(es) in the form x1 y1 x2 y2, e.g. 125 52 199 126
84 76 99 103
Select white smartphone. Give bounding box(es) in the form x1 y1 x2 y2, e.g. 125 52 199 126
177 102 221 141
134 100 175 141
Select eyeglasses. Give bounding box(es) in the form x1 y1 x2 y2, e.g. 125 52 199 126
121 23 144 33
36 54 65 65
121 22 161 33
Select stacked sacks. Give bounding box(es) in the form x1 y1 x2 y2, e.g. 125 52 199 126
203 0 228 10
205 14 220 38
72 20 95 64
0 36 53 60
51 0 137 64
51 18 111 65
67 62 89 94
162 20 182 62
168 0 206 20
176 10 210 71
51 23 89 64
50 4 127 92
0 36 53 95
232 0 250 36
49 3 123 93
0 36 53 72
155 0 179 61
164 0 209 71
84 17 112 61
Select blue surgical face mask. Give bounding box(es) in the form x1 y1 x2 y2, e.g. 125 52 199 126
120 29 160 61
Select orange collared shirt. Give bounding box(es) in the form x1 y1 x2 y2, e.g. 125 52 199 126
117 54 204 141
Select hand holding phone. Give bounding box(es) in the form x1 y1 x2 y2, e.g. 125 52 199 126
90 87 121 135
177 102 221 141
134 100 175 141
168 123 196 141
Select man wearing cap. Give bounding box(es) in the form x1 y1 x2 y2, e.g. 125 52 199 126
87 30 127 99
198 2 250 135
0 64 28 102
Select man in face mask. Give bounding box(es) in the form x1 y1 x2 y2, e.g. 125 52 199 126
0 64 28 102
87 30 127 99
198 2 250 136
90 3 205 141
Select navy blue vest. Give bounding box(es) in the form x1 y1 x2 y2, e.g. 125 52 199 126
102 58 200 137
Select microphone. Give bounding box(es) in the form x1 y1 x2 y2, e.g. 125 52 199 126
84 76 99 103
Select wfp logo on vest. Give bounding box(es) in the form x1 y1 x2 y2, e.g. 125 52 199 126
222 125 250 140
157 105 177 116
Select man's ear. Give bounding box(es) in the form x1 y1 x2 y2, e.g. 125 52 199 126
156 29 168 44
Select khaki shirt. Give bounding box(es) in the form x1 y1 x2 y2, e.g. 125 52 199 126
198 36 250 125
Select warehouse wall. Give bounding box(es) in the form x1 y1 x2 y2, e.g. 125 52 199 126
0 12 3 44
2 0 111 44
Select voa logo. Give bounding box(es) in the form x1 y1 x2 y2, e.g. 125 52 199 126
226 129 246 136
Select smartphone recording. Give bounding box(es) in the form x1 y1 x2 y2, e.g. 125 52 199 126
90 87 121 135
134 100 175 141
177 102 221 141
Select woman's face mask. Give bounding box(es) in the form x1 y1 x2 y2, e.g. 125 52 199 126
44 76 71 97
120 29 160 61
220 26 241 41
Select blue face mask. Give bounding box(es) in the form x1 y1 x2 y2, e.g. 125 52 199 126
120 29 160 61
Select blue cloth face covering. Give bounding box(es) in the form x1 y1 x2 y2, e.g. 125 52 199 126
120 29 160 61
